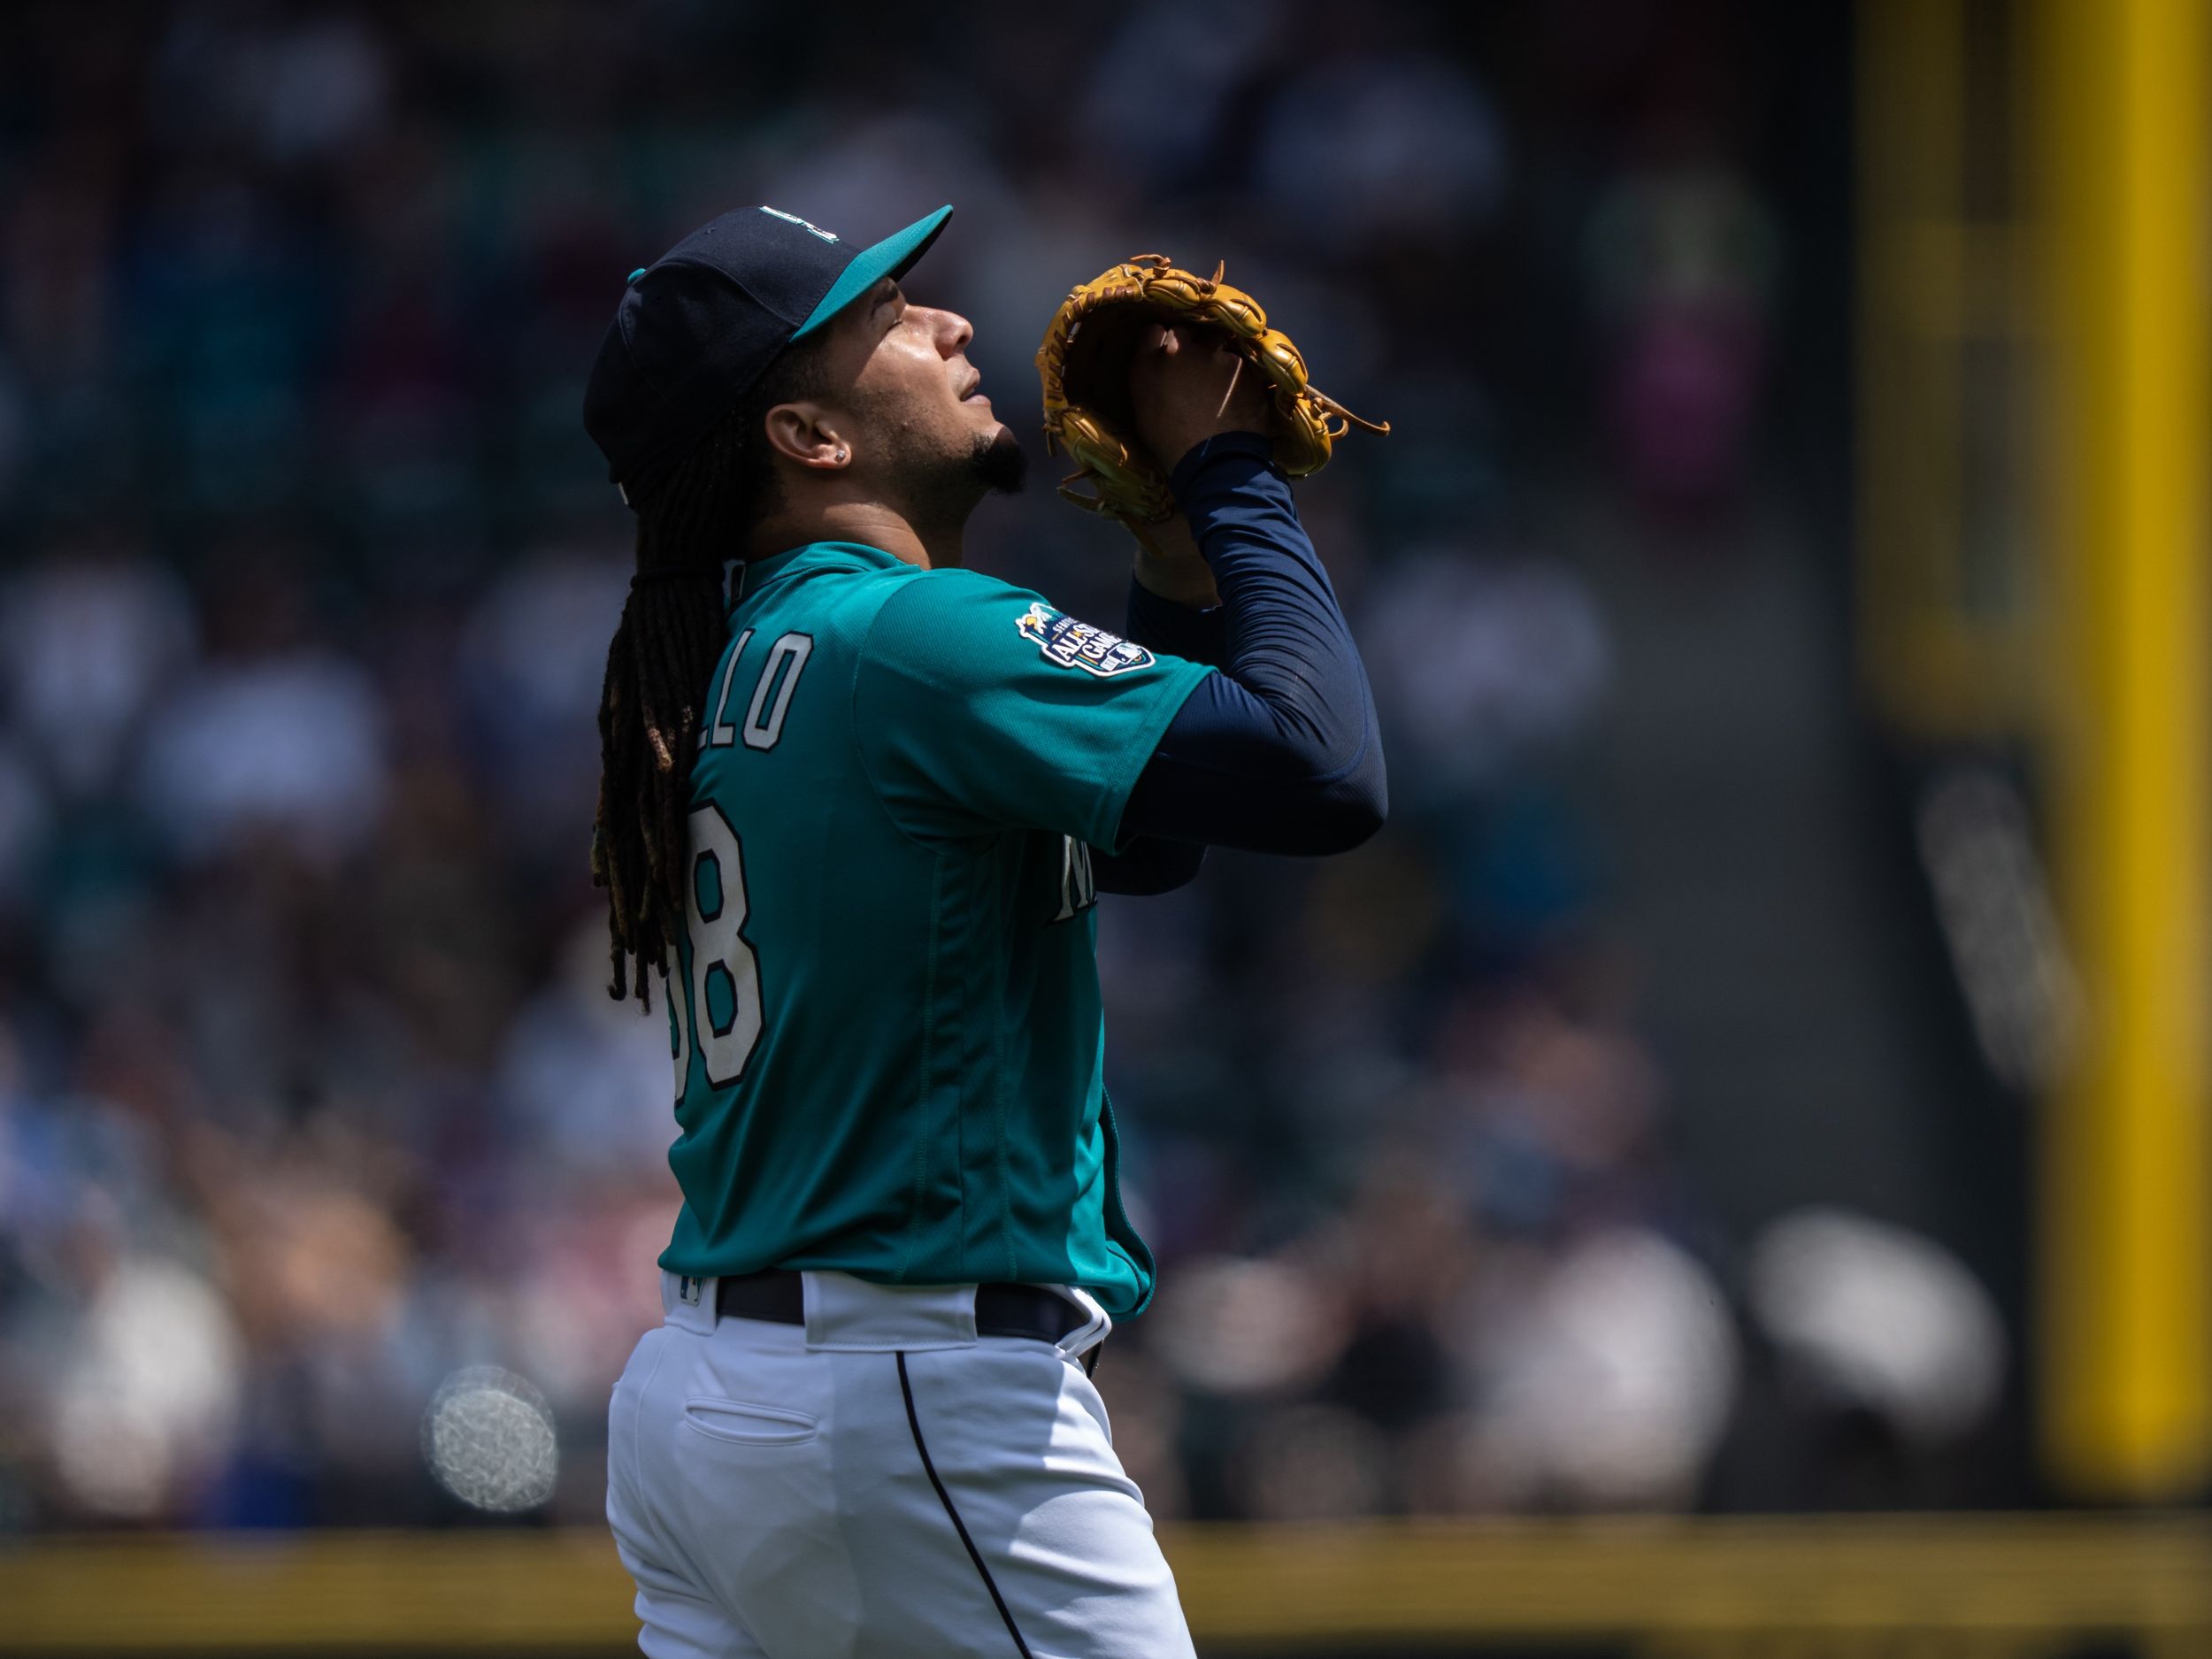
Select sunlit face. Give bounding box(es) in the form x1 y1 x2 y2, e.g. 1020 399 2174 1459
809 276 1024 515
848 277 999 444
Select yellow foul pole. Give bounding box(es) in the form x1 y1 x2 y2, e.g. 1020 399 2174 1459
2036 0 2212 1498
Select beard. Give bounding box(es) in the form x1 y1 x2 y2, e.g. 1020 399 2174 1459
891 421 1028 532
969 426 1029 495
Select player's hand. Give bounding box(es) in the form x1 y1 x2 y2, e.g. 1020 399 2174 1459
1128 321 1274 477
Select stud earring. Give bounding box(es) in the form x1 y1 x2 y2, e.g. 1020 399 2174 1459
835 449 847 461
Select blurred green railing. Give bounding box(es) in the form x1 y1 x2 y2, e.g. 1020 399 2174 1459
2 1515 2208 1656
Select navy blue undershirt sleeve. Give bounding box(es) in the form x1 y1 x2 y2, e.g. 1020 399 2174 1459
1124 575 1230 669
1088 579 1228 896
1111 432 1386 856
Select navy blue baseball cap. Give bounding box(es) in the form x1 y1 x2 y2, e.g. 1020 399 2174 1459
584 203 954 495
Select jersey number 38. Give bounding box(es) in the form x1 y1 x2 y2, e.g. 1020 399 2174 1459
666 802 763 1094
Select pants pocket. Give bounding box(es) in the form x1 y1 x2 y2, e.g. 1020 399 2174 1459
679 1396 819 1447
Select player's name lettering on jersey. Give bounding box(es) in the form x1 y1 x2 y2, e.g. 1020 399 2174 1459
1017 601 1156 677
707 629 815 751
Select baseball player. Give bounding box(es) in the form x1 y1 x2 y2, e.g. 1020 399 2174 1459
582 203 1384 1658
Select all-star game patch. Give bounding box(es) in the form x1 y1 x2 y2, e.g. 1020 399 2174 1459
1016 601 1156 677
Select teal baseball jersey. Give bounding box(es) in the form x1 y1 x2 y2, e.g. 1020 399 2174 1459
657 540 1213 1316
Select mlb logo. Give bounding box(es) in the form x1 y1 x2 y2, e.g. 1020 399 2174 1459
680 1275 704 1307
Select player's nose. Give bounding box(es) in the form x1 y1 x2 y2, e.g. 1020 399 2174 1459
925 306 973 357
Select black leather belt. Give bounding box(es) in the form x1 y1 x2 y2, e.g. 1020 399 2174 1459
715 1270 1099 1365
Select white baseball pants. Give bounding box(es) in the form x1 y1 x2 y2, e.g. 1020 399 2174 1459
605 1270 1195 1659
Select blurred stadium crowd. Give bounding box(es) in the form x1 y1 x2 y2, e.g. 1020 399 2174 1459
0 2 2006 1530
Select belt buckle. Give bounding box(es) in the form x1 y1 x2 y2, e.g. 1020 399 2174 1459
1046 1285 1112 1369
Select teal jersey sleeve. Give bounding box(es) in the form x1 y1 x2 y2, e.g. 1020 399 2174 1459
854 568 1212 848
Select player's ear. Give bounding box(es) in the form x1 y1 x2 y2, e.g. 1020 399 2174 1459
763 403 850 472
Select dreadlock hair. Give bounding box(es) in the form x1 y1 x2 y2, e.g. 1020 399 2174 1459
591 337 830 1007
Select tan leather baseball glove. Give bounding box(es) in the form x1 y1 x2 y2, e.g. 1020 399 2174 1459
1036 255 1388 551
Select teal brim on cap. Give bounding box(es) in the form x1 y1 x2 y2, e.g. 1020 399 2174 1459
793 205 954 338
